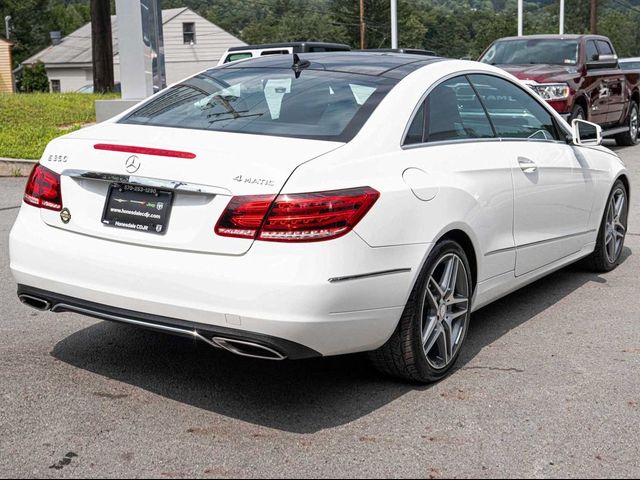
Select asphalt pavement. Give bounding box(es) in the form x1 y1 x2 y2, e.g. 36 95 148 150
0 143 639 478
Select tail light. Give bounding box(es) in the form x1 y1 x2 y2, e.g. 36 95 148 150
24 164 63 211
215 187 379 242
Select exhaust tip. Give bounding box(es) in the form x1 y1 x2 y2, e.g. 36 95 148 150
211 337 287 361
19 294 52 311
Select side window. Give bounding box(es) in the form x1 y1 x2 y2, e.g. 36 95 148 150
225 53 253 63
596 40 614 56
404 102 425 145
468 74 560 141
425 77 494 142
586 41 599 62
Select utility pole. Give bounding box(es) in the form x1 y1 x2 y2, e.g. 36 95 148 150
359 0 366 50
90 0 114 94
559 0 565 35
390 0 398 49
590 0 598 34
4 16 10 39
517 0 524 36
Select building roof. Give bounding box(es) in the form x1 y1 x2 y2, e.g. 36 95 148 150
22 8 241 66
0 37 12 46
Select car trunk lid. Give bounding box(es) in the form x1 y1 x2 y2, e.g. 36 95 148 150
39 124 343 255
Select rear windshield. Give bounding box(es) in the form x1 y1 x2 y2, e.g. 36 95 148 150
120 67 397 142
480 39 579 66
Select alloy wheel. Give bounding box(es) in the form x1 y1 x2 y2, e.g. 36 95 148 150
630 106 639 143
605 187 627 264
420 253 470 370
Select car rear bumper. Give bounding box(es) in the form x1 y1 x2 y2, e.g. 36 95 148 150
10 204 429 357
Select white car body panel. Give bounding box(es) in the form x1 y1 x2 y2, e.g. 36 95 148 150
10 57 628 358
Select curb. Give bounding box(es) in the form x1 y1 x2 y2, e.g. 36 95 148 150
0 158 37 177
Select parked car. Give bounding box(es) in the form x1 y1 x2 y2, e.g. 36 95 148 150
218 42 351 65
11 53 629 383
76 83 122 94
480 34 640 146
620 57 640 71
366 48 439 56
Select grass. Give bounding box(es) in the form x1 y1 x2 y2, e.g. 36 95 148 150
0 93 119 160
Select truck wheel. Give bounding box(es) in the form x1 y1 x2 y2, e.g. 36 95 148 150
571 104 586 122
615 102 639 146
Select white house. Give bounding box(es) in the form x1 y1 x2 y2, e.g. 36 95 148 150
21 7 246 93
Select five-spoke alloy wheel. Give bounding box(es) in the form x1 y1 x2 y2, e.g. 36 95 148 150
422 254 470 370
588 180 629 272
370 240 473 383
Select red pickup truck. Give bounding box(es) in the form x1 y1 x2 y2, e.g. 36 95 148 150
480 34 640 146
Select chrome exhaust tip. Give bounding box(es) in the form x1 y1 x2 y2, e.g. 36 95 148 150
19 294 52 311
211 337 287 361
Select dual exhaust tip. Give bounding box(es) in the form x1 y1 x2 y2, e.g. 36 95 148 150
18 294 287 361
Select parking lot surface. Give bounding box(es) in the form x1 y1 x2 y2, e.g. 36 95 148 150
1 144 639 478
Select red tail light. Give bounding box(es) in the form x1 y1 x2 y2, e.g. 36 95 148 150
215 187 380 242
24 164 63 211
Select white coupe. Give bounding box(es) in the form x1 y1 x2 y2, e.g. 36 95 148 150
10 53 630 383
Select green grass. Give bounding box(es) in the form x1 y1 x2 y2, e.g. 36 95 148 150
0 93 119 160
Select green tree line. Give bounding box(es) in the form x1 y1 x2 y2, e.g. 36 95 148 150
2 0 640 70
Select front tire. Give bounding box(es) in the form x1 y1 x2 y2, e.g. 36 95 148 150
586 180 629 272
615 102 639 147
571 104 586 122
369 240 473 383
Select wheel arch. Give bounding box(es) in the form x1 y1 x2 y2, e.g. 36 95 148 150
437 229 478 289
573 94 589 118
617 173 631 202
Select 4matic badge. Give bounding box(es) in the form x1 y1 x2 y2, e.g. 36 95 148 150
233 175 275 187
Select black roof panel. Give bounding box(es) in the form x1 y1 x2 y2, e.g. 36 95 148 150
218 52 445 78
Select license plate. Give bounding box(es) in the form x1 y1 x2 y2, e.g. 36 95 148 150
102 183 174 235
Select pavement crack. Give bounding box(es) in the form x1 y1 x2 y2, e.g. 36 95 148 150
461 366 525 373
0 205 19 212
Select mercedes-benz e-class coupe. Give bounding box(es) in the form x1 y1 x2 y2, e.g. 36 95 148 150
10 53 630 383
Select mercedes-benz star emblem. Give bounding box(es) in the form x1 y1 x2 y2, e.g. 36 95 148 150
125 155 141 174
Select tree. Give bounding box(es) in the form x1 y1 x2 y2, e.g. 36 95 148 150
19 62 50 92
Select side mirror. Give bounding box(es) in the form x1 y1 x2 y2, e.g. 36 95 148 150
586 53 619 70
571 119 602 146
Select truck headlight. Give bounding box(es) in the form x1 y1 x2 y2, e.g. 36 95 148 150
531 83 571 101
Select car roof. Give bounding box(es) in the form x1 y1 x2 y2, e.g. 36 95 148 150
620 57 640 62
217 51 445 79
227 42 351 52
495 34 611 42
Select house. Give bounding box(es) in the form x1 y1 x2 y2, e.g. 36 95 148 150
21 7 246 93
0 37 14 93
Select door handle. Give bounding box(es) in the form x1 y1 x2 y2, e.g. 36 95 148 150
518 157 538 174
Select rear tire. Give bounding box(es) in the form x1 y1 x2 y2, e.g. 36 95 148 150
369 240 473 383
615 102 639 147
586 180 628 272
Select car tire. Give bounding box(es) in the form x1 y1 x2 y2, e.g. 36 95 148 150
586 180 629 272
615 102 639 147
369 240 473 383
571 104 586 122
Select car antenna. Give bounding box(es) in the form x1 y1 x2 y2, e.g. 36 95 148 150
292 53 311 79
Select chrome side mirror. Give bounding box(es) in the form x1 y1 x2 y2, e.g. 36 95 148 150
572 119 602 146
